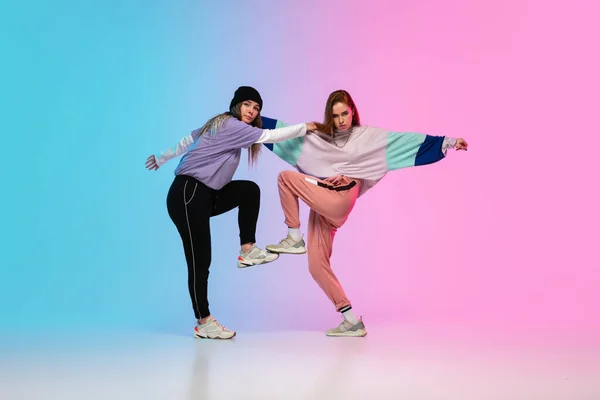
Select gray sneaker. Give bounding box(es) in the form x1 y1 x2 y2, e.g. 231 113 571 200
326 317 368 337
237 245 279 268
194 316 236 340
266 234 307 254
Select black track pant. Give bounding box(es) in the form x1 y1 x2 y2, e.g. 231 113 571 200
166 175 260 319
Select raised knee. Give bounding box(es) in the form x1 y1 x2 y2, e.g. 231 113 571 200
242 180 260 196
278 170 295 183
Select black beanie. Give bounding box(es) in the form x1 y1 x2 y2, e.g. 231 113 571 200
229 86 263 110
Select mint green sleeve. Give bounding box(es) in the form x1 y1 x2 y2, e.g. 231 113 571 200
261 119 305 168
386 132 456 170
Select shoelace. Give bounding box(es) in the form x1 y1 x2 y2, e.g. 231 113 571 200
242 245 260 258
250 246 268 258
208 318 230 332
279 237 295 246
338 317 353 330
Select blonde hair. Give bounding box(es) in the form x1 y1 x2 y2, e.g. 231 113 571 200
197 102 262 165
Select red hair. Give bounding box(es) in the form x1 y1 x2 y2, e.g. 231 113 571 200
315 90 361 135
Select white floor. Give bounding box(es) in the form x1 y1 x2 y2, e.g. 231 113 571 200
1 325 599 400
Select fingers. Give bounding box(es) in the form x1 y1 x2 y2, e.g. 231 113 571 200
324 175 346 185
455 139 468 151
145 159 159 170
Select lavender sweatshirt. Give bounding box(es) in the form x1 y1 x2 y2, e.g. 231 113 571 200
155 117 307 190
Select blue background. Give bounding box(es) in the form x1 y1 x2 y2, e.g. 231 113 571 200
2 0 598 340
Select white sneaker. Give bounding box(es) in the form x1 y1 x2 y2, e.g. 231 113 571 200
237 245 279 268
265 234 307 254
325 317 368 337
194 316 236 339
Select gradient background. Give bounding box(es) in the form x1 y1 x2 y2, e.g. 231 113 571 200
1 0 598 340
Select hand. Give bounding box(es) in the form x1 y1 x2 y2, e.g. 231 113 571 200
455 138 468 151
145 155 159 171
325 175 345 186
306 122 317 131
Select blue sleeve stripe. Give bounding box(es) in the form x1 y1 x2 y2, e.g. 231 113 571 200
415 135 445 166
261 116 277 151
261 116 278 129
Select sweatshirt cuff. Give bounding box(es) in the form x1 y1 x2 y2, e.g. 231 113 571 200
441 137 457 155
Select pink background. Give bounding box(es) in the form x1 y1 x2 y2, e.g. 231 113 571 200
229 0 600 339
3 0 598 340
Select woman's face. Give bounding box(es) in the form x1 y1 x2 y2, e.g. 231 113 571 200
331 102 353 132
240 100 261 124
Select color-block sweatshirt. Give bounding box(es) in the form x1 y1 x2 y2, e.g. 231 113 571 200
155 116 457 196
157 117 307 190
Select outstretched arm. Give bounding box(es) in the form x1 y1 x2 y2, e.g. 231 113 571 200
259 116 306 168
145 134 194 171
386 131 467 171
145 118 315 170
253 122 314 144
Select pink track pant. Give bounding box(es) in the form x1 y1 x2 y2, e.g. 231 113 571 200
277 170 360 311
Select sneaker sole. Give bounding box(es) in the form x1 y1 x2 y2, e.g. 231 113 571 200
325 329 368 337
265 247 307 254
194 332 236 340
237 255 279 268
